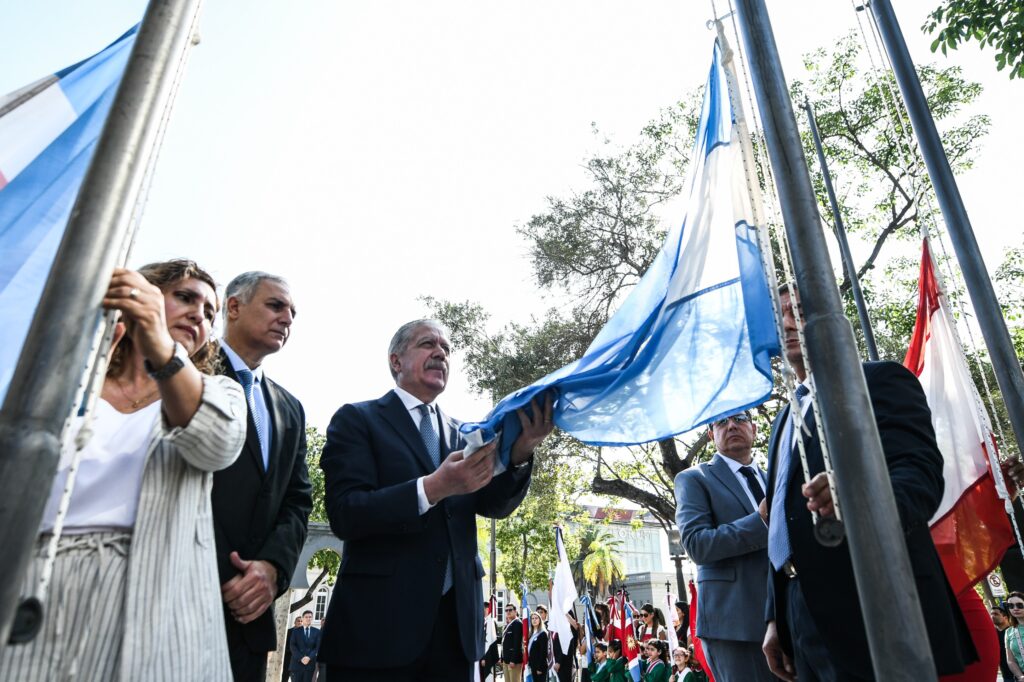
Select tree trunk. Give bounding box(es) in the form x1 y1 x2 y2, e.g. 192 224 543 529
265 592 291 682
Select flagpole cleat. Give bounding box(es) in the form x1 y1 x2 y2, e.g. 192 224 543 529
814 516 845 547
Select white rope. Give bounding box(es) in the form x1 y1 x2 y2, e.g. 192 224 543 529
717 3 843 530
848 0 1023 548
35 4 205 604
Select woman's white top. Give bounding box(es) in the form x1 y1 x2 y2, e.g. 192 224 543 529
40 398 160 534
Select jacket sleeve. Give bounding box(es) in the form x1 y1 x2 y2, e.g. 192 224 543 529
866 362 945 528
674 468 768 564
256 399 313 596
162 374 246 472
474 457 533 519
321 402 424 540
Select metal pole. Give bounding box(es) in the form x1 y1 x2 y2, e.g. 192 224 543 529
732 0 936 678
802 97 880 361
870 0 1024 454
489 516 497 598
0 0 202 647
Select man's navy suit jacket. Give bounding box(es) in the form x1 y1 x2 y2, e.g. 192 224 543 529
318 389 533 667
674 453 769 643
289 626 320 672
764 361 975 678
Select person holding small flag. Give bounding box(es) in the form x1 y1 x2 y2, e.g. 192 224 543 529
528 610 553 681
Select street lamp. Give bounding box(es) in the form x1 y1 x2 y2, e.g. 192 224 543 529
667 534 687 601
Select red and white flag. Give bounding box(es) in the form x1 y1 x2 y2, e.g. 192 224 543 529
904 240 1014 593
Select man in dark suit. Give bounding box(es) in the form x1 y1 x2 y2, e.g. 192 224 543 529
289 610 320 682
318 318 553 680
214 272 313 681
674 409 776 681
502 604 525 682
762 285 975 681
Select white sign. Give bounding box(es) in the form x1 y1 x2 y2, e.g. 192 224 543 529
989 572 1007 597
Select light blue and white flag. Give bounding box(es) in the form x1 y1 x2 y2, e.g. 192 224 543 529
0 27 138 403
462 42 778 459
579 594 596 667
521 585 533 682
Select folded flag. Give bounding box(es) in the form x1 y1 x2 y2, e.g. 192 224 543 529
0 26 137 403
460 40 777 462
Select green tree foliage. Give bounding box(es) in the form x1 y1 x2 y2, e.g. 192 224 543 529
429 35 995 523
305 426 340 582
924 0 1024 79
579 527 626 599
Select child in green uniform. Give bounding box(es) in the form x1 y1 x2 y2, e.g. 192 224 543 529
641 640 670 682
605 639 629 682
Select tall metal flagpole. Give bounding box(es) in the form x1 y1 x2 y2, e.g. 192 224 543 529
869 0 1024 454
731 0 937 678
802 97 879 361
0 0 203 647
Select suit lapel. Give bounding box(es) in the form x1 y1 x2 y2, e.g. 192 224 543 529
706 455 754 514
263 377 287 477
378 390 435 475
220 350 266 477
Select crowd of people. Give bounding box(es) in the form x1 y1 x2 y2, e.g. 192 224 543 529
1 260 1020 682
491 599 705 682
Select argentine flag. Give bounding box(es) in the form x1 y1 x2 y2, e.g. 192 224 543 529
462 41 778 455
0 27 138 402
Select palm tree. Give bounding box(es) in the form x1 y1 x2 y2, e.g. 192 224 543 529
581 528 626 599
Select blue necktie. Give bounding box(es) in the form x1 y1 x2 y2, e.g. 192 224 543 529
236 368 267 469
417 404 453 594
768 384 810 570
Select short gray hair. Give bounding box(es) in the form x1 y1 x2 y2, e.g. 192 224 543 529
387 318 449 378
223 271 289 319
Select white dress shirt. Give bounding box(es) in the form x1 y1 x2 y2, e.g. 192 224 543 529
393 385 447 515
715 452 766 511
221 340 272 470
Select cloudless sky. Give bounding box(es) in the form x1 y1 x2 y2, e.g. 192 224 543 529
2 0 1021 431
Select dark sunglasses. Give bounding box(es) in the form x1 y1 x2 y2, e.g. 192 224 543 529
1009 602 1024 608
713 413 752 428
642 612 653 617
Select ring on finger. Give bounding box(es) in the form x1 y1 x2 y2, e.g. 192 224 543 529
128 287 140 299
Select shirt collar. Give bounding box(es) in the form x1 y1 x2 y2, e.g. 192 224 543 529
715 451 755 474
220 340 264 383
393 385 437 412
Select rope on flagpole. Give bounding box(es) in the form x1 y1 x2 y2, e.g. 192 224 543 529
34 3 205 607
845 0 1024 553
716 1 845 545
850 0 1013 460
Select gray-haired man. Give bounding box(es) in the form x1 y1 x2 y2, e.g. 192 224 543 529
212 272 312 681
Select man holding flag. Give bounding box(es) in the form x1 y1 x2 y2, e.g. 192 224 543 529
318 319 553 680
762 283 976 681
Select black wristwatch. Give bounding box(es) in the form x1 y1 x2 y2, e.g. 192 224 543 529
144 342 188 381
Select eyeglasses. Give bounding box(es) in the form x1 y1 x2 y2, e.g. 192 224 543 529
642 612 653 618
713 413 752 428
1009 602 1024 609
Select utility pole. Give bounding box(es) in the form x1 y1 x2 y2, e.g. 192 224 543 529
732 0 937 678
870 0 1024 454
802 97 879 361
0 0 203 647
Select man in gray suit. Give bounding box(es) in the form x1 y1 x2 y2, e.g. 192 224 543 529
674 409 776 681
